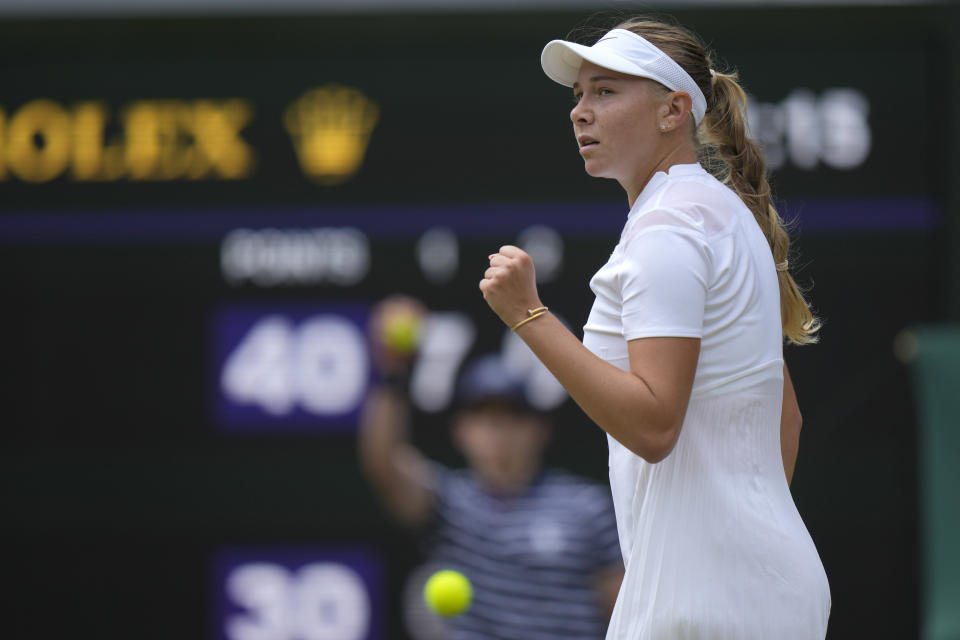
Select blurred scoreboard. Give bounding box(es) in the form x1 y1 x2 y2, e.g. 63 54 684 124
214 546 383 640
1 6 954 640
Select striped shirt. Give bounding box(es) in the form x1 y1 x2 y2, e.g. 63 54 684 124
426 466 622 640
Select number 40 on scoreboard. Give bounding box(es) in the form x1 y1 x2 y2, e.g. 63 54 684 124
212 304 480 432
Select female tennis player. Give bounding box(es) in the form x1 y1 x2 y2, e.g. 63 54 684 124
480 17 830 639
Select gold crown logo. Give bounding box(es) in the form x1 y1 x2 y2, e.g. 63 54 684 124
284 85 380 185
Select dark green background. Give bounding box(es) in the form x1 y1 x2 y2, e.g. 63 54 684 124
2 5 957 638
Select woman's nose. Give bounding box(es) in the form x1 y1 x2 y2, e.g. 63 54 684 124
570 98 591 124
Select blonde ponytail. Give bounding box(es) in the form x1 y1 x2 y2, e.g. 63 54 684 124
615 17 820 345
700 71 820 344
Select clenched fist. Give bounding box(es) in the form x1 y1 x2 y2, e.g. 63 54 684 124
479 245 544 329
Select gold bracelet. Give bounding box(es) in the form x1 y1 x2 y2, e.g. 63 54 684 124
511 311 547 331
511 306 549 331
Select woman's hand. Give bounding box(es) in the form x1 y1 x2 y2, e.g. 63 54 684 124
479 245 543 328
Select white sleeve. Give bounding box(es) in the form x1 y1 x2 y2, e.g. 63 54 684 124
619 226 711 341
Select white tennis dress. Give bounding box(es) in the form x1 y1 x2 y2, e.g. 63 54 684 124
582 163 831 639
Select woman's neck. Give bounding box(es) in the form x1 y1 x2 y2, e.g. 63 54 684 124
623 143 698 208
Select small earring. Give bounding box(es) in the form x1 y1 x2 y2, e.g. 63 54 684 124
660 123 668 131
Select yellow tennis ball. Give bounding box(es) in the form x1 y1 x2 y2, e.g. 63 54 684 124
382 309 421 353
423 569 472 617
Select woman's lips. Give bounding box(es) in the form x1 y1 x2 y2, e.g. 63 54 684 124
578 135 599 153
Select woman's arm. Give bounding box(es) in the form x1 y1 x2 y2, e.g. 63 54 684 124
513 313 698 462
780 364 802 486
481 246 699 463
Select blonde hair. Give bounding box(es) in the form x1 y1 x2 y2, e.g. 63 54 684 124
615 17 820 345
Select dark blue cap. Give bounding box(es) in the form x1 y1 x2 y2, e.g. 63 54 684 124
456 354 531 411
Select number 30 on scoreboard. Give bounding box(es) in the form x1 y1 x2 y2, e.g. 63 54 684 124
213 547 382 640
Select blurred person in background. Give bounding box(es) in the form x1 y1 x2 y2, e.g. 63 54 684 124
359 295 624 640
480 16 830 640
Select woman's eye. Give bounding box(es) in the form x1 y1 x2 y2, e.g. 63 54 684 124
572 93 582 104
598 88 613 96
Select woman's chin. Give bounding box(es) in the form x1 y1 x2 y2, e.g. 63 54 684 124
583 161 611 179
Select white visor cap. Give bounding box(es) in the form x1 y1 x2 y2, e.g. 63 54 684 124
541 28 707 125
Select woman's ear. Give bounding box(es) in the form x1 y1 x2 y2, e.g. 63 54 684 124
662 90 694 130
